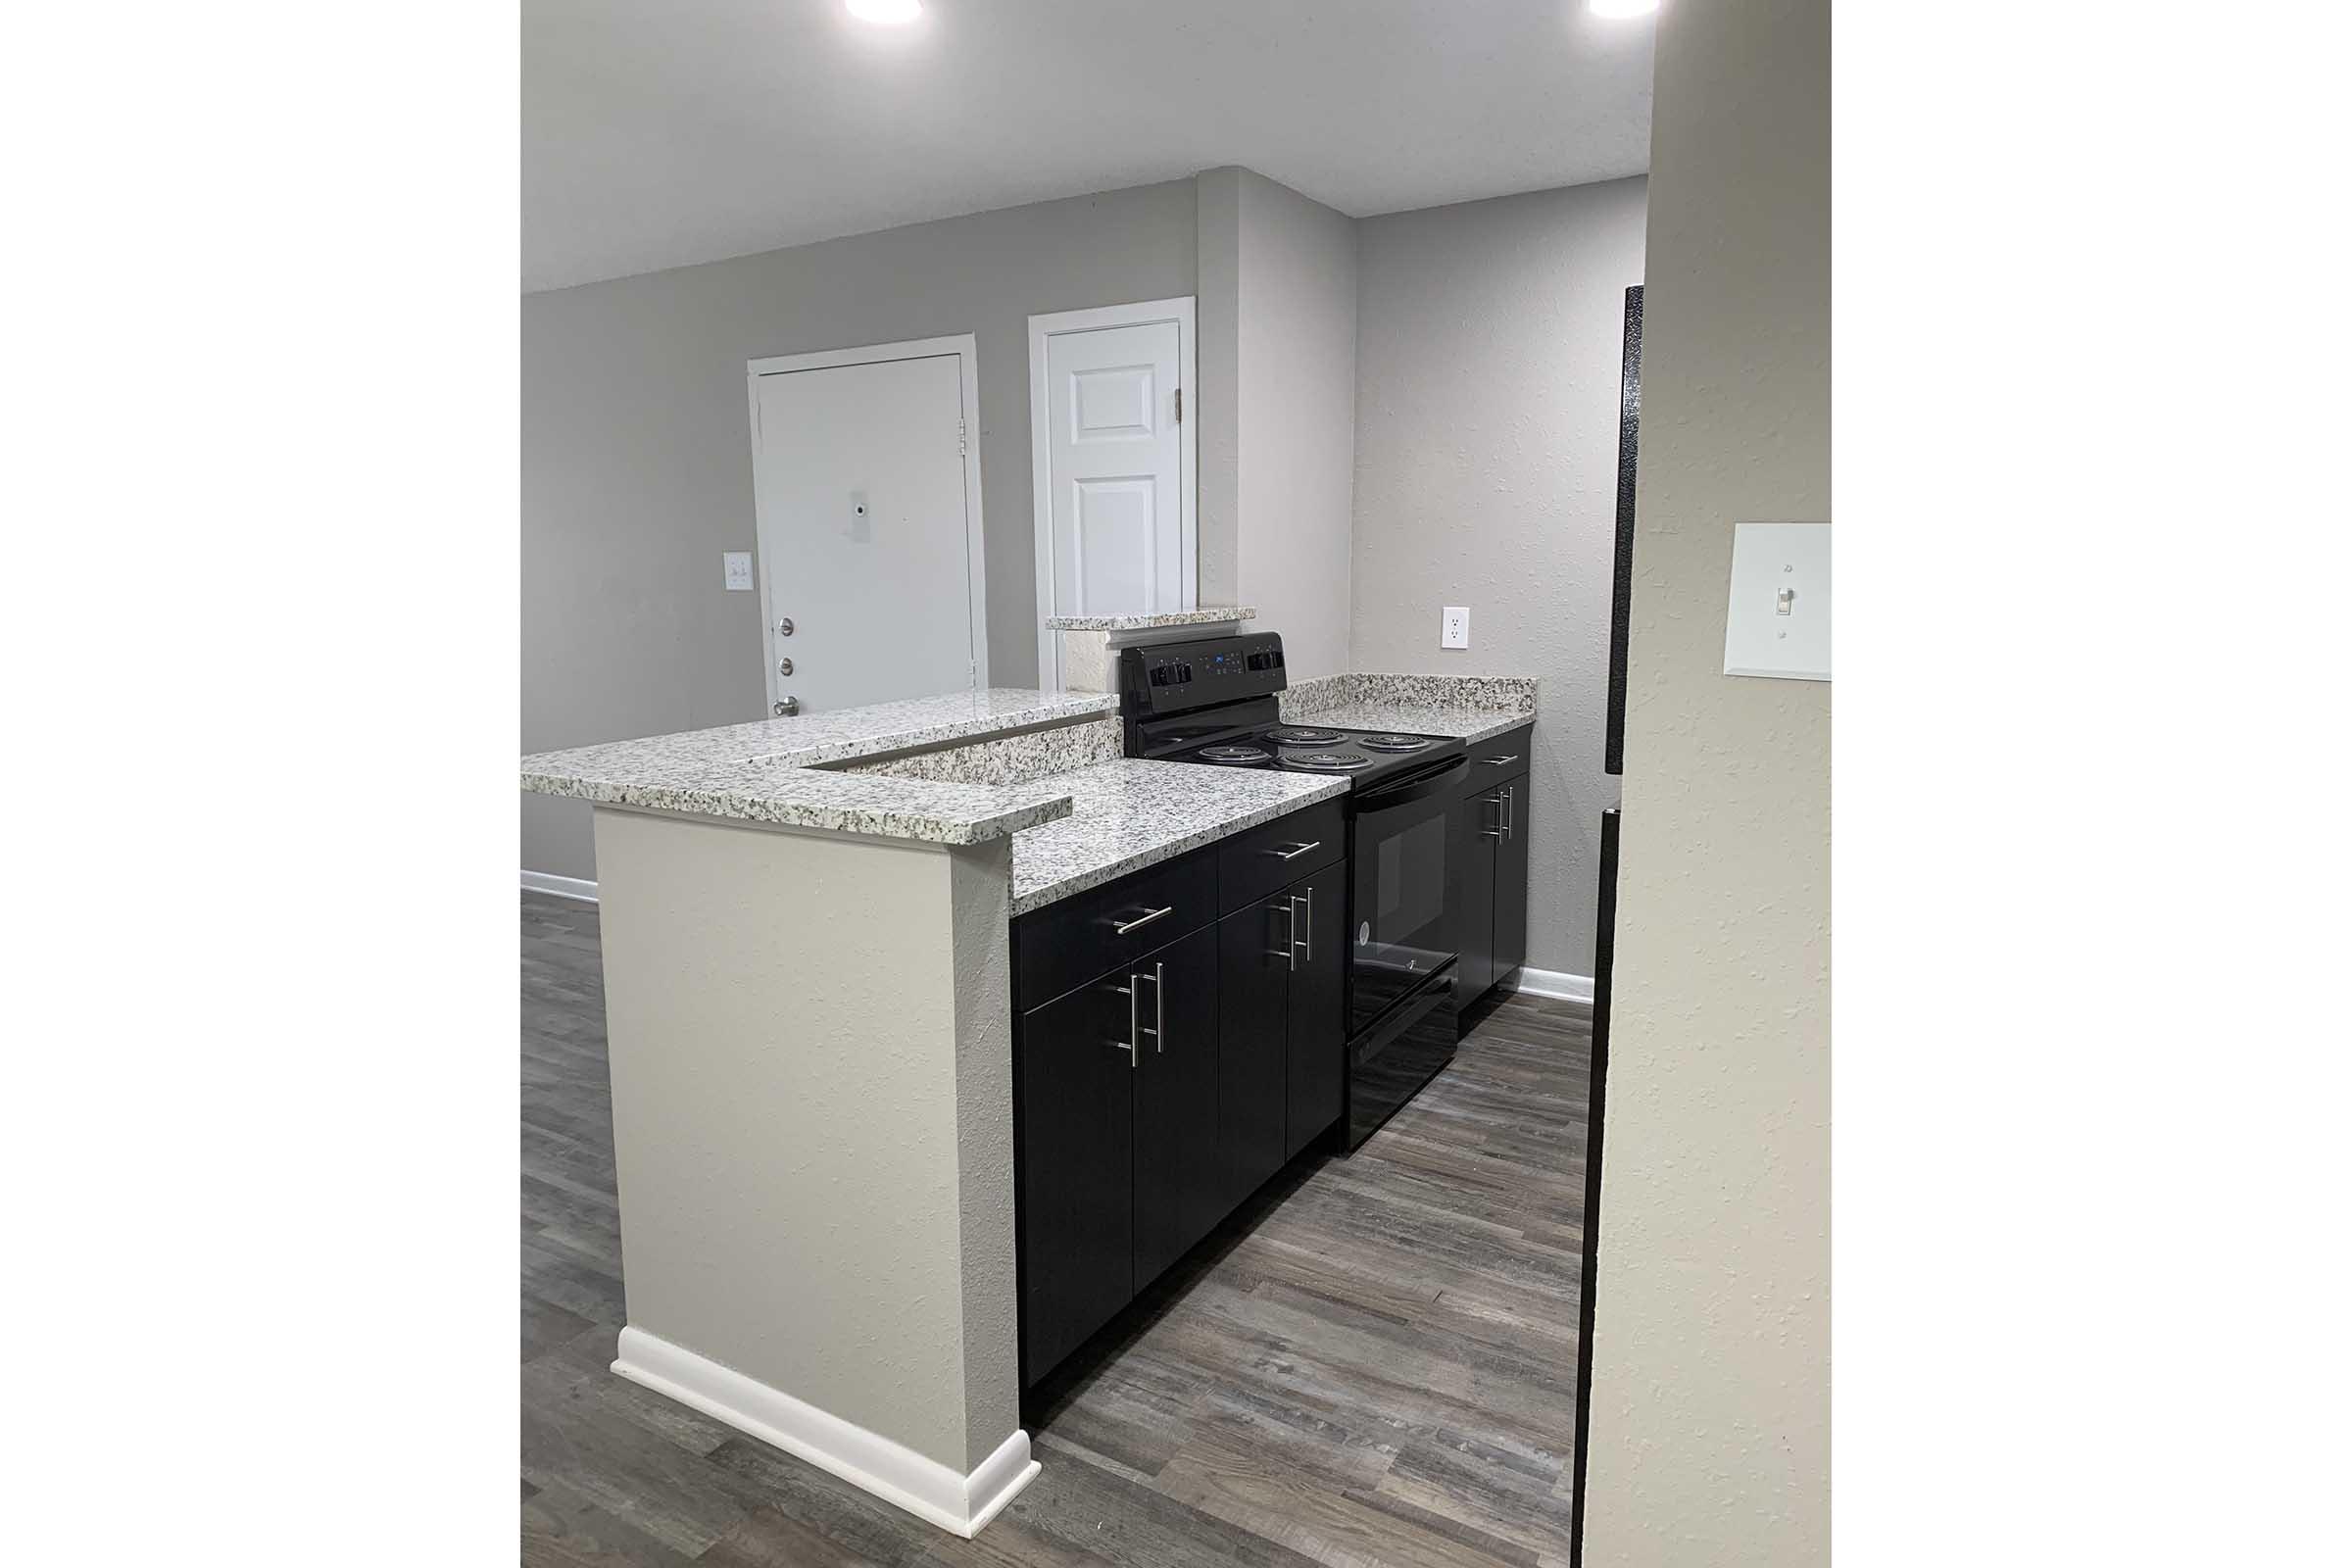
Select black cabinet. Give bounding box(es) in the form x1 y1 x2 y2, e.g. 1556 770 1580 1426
1012 800 1347 1390
1130 923 1223 1284
1448 755 1533 1014
1285 858 1347 1156
1216 896 1290 1209
1016 967 1138 1380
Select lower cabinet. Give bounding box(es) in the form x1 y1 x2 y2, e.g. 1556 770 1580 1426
1449 757 1533 1014
1012 807 1346 1389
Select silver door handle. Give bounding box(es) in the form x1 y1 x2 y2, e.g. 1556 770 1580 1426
1110 979 1138 1068
1504 785 1515 840
1269 840 1323 861
1152 959 1165 1053
1112 905 1174 936
1292 887 1312 964
1270 900 1297 969
1479 790 1504 838
1482 754 1519 765
773 697 800 717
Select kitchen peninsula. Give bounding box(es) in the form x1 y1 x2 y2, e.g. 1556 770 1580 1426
518 670 1536 1537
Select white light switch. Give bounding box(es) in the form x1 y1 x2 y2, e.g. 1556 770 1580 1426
1723 522 1830 680
722 551 755 592
1441 606 1471 649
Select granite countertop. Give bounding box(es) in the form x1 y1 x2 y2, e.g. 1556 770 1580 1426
1043 607 1256 631
1281 672 1539 748
518 688 1117 845
1009 760 1348 916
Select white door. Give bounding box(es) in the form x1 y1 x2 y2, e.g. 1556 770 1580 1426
1031 300 1196 684
749 339 986 716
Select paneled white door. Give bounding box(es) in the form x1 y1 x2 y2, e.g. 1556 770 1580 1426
748 338 987 716
1031 301 1195 685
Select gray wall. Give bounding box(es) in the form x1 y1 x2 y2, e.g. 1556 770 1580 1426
1229 169 1359 684
523 180 1200 879
1350 176 1649 981
1581 0 1831 1562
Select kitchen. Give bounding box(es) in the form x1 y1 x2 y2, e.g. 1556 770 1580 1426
518 2 1754 1563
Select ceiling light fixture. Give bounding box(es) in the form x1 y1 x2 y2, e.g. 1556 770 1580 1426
846 0 922 23
1588 0 1659 17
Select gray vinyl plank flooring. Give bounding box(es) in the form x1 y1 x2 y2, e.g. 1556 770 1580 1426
520 891 1592 1567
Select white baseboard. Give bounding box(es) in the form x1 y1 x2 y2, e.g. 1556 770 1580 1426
611 1326 1038 1539
1512 966 1594 1004
520 869 599 904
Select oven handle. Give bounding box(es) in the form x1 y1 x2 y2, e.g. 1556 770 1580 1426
1350 754 1468 809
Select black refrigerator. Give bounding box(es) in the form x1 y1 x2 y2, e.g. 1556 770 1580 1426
1569 284 1640 1567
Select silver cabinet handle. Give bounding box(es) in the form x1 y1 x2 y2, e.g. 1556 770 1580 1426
1269 840 1324 861
1270 899 1297 969
1482 754 1520 765
1292 887 1313 965
1479 789 1504 838
1152 960 1165 1054
1112 905 1174 936
1109 979 1138 1068
1504 785 1515 840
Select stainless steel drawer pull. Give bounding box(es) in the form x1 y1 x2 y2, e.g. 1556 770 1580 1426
1482 754 1520 765
1112 906 1174 936
1269 840 1324 861
1110 980 1138 1067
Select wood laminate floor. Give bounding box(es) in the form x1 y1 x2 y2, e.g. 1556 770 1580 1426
522 891 1593 1568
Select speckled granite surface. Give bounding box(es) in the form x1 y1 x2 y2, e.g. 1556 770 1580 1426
519 689 1116 845
1282 673 1538 746
849 715 1121 785
1042 607 1256 631
1009 760 1347 916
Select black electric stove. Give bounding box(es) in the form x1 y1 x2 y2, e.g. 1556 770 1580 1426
1118 631 1465 1150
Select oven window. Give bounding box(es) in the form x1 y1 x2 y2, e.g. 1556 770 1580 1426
1375 816 1445 940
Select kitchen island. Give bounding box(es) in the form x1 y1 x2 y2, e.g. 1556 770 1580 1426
517 673 1534 1536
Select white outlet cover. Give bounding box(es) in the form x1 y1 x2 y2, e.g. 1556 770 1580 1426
1723 522 1830 680
722 551 755 591
1442 606 1470 649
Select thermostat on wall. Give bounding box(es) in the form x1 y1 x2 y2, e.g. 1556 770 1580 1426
1723 522 1830 681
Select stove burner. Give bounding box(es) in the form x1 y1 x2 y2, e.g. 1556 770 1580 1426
1266 725 1346 746
1197 744 1273 765
1286 750 1373 772
1354 733 1436 753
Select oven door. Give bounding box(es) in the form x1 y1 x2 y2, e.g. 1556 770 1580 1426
1348 755 1468 1035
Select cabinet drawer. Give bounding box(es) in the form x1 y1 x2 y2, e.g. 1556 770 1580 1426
1015 851 1218 1009
1216 800 1346 915
1461 723 1534 796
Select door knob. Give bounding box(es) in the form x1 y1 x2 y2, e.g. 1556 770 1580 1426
773 697 800 717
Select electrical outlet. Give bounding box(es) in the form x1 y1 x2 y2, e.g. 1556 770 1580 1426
722 551 755 591
1441 606 1470 649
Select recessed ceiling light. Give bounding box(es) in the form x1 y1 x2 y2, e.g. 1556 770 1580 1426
846 0 922 23
1589 0 1659 17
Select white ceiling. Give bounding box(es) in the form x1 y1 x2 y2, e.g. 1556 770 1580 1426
523 1 1654 293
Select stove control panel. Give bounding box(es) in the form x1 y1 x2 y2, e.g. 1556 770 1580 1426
1120 631 1287 715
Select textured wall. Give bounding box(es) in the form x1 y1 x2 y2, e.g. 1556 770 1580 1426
1230 169 1359 683
1580 0 1831 1562
523 180 1200 880
594 808 1020 1474
1350 177 1649 980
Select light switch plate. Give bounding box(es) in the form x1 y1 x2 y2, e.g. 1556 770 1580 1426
722 551 755 591
1723 522 1830 680
1442 606 1470 649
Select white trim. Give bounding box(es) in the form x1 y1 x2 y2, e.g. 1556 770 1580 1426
1511 967 1594 1005
520 869 598 904
746 334 991 710
1027 297 1200 689
612 1326 1039 1539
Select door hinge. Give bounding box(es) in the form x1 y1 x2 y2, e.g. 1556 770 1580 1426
1174 388 1183 424
958 419 967 456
